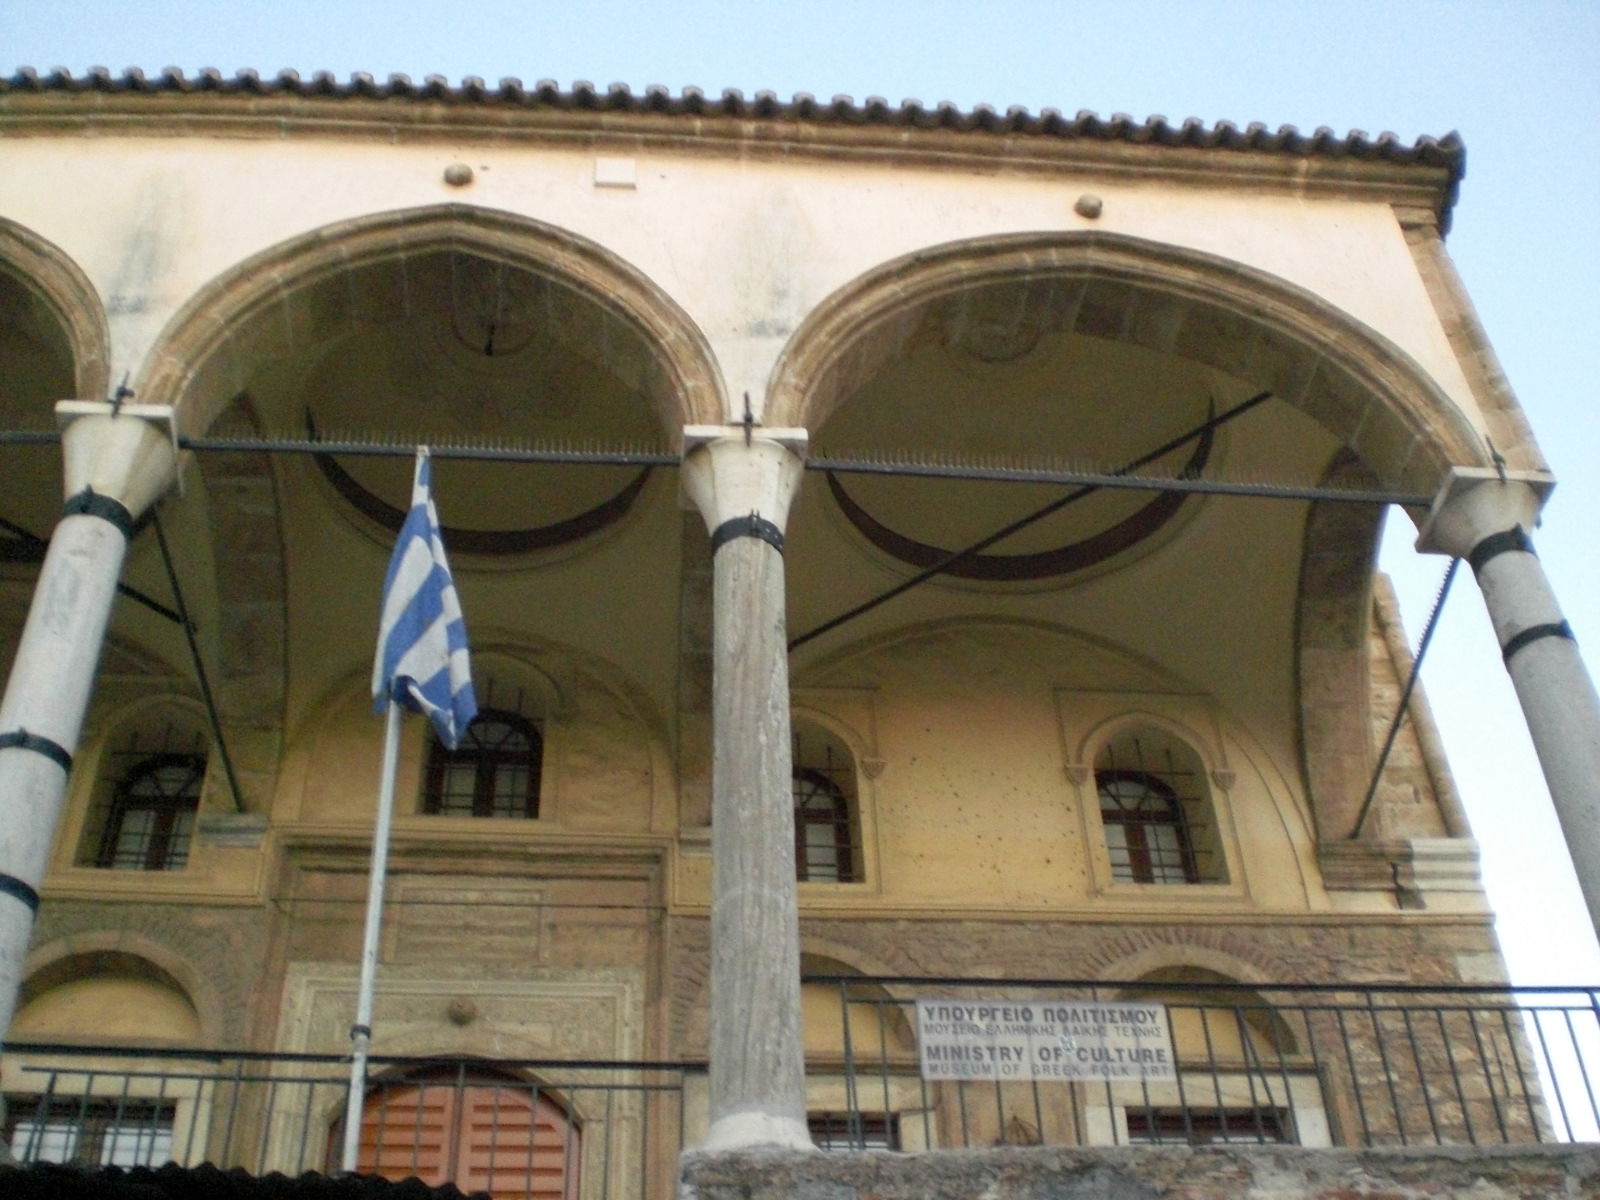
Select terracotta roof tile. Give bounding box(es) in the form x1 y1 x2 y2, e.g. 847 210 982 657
0 67 1466 212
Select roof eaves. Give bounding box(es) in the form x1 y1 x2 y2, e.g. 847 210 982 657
0 68 1466 223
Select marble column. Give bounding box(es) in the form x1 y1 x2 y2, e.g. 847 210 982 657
681 424 813 1151
0 400 178 1036
1418 467 1600 935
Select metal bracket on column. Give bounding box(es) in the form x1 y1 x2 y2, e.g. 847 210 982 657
61 488 135 539
0 728 72 773
1467 526 1535 574
710 513 785 555
1502 621 1576 664
0 874 40 913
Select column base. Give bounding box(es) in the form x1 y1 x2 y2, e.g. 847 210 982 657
701 1110 816 1152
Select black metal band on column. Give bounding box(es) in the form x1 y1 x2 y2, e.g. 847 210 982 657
62 487 135 541
1467 525 1535 575
0 728 72 773
1502 621 1576 665
710 513 785 555
0 872 40 913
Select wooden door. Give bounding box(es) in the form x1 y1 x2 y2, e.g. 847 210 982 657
340 1070 579 1199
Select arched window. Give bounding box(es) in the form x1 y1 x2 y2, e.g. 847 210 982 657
85 754 203 872
792 721 860 883
334 1066 578 1198
1101 967 1323 1147
76 707 208 872
1098 770 1196 884
424 708 542 818
1095 726 1225 885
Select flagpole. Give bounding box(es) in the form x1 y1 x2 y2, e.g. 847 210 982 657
340 698 404 1174
347 444 476 1175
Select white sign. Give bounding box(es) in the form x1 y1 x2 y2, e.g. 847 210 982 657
915 998 1175 1081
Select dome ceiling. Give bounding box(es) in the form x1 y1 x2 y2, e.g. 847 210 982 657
244 251 666 551
811 324 1237 585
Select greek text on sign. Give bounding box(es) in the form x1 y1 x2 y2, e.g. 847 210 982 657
915 999 1175 1081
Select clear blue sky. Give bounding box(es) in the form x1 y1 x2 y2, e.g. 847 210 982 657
5 0 1598 983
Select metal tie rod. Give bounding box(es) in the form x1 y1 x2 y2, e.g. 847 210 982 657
0 427 1428 506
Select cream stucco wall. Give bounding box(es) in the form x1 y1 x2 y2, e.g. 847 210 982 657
0 131 1481 436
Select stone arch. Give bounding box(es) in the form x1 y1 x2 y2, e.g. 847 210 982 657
1116 963 1300 1060
798 940 900 983
796 613 1188 693
789 705 872 766
766 230 1490 491
797 950 915 1061
195 392 286 814
1090 931 1287 992
18 934 224 1044
1296 450 1386 844
1074 709 1222 774
132 203 725 438
0 216 109 402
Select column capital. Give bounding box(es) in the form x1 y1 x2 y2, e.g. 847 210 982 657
1415 466 1555 559
57 400 180 521
681 425 808 538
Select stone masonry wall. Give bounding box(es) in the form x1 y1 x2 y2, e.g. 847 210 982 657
669 914 1505 1054
679 1145 1600 1200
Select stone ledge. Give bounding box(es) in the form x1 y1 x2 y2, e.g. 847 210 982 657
679 1143 1600 1200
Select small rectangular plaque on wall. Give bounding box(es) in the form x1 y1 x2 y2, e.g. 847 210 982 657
916 997 1175 1081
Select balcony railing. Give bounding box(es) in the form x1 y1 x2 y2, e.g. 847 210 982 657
805 977 1600 1150
2 980 1596 1198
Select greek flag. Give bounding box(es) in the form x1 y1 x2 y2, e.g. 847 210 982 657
372 448 477 748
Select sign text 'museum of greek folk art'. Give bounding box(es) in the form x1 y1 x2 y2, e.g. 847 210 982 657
916 999 1176 1081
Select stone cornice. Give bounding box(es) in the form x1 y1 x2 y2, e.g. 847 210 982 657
0 70 1463 226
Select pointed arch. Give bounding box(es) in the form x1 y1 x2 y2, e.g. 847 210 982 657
131 203 725 438
767 230 1490 492
0 216 109 402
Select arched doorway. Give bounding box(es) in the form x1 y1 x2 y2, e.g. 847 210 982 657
334 1065 579 1199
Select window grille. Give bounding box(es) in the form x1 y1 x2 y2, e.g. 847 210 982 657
792 720 861 883
1125 1105 1291 1145
5 1097 176 1167
1098 769 1198 884
794 766 856 882
424 708 542 818
96 754 203 871
1095 729 1223 884
808 1111 899 1150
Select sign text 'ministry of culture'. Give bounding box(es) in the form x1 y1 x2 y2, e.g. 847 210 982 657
915 999 1176 1081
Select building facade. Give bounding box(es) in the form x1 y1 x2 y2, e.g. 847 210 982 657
1 70 1597 1194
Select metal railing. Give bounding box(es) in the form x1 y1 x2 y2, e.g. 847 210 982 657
0 1046 700 1199
2 980 1596 1196
805 977 1600 1150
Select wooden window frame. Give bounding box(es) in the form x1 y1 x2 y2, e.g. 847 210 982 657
95 753 204 871
6 1096 176 1166
1125 1104 1291 1145
423 708 542 819
793 765 857 883
1097 768 1202 885
807 1110 899 1150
